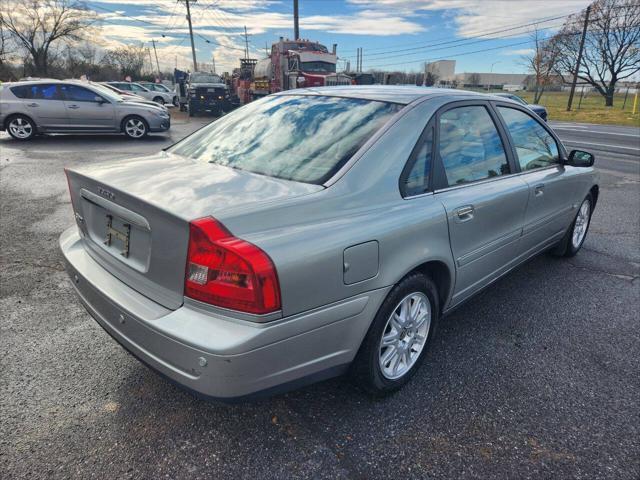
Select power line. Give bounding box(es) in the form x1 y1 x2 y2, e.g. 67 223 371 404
343 13 574 60
341 4 635 57
347 23 565 66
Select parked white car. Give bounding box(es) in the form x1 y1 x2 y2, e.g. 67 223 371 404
139 82 178 106
106 82 174 106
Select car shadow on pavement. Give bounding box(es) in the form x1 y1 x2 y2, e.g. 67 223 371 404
41 245 638 478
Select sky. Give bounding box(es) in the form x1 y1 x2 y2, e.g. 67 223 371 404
86 0 594 75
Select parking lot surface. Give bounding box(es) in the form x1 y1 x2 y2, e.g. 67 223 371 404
1 113 639 479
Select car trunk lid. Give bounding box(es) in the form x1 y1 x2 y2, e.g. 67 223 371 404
66 151 322 309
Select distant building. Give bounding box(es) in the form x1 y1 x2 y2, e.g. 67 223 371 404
424 60 528 89
455 72 528 88
425 60 456 82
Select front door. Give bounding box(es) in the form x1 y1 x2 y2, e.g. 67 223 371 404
495 105 577 256
23 84 69 130
433 103 529 306
59 84 115 130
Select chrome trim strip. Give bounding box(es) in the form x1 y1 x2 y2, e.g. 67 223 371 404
456 229 522 267
80 188 151 231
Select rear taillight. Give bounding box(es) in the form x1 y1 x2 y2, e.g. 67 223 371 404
184 217 281 315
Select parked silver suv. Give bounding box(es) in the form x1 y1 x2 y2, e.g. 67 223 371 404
0 80 170 140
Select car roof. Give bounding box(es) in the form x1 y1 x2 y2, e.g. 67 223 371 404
274 85 503 105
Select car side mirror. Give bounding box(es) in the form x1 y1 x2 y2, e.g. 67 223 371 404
95 96 106 103
567 149 594 167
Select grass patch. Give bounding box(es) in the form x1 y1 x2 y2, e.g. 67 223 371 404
501 90 639 127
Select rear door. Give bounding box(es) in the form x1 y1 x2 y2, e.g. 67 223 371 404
433 101 529 306
60 84 116 130
23 84 69 130
495 104 577 255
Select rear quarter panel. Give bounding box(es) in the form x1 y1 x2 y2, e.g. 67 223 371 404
218 96 457 317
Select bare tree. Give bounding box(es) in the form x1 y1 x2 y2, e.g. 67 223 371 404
424 71 439 86
552 0 640 106
0 0 97 76
523 27 562 103
101 45 147 80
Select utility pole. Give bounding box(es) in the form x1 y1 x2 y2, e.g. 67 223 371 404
212 53 216 74
244 26 249 60
265 42 269 57
147 48 154 76
293 0 299 40
151 39 161 76
567 5 591 112
179 0 198 72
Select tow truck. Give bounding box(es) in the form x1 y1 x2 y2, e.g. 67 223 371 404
234 38 352 104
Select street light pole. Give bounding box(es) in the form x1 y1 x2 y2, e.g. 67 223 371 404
488 61 501 91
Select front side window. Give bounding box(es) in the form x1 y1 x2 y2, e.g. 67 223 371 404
116 83 131 91
60 85 102 102
498 107 559 171
169 95 402 184
402 126 433 197
438 106 509 186
130 84 147 92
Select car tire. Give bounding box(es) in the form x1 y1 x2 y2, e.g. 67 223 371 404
6 114 37 141
173 96 179 107
153 96 165 105
351 272 439 396
552 193 593 257
122 116 149 139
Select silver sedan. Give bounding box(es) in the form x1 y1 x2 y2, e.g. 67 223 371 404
60 86 598 400
1 80 170 140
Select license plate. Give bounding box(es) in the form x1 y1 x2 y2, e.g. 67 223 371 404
104 214 131 258
207 88 215 92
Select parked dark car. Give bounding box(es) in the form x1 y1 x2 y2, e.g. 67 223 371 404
494 93 548 121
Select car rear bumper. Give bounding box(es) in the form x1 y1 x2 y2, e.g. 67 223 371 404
60 226 387 401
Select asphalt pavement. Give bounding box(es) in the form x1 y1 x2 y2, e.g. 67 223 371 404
1 113 639 479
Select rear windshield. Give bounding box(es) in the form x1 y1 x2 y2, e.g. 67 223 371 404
169 95 403 184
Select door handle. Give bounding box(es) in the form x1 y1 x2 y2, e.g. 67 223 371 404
455 205 475 221
67 104 80 109
534 184 545 196
26 102 39 107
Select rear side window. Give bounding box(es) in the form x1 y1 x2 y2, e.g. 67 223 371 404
498 107 559 171
438 106 510 186
10 85 31 99
169 95 403 184
116 83 131 91
130 84 146 92
401 126 433 197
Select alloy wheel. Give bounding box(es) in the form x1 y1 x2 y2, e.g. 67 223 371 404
572 199 591 249
125 118 146 138
378 292 431 380
8 117 34 139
